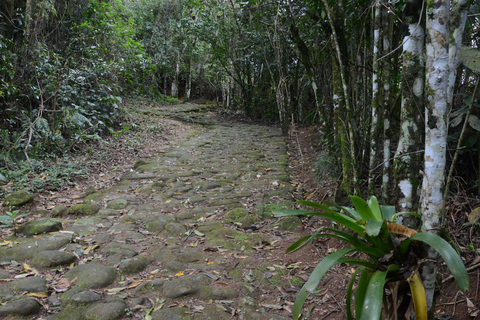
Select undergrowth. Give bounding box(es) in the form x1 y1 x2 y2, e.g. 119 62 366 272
0 157 91 199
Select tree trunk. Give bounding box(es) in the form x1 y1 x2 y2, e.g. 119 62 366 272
444 0 470 200
394 0 425 213
381 1 393 202
322 0 358 194
368 0 382 194
421 0 450 317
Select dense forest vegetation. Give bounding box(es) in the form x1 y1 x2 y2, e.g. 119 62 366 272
1 0 480 316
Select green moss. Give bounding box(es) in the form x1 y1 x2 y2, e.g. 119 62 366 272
224 208 258 227
67 204 100 216
83 193 104 204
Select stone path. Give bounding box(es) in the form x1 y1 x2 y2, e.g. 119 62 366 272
0 104 302 319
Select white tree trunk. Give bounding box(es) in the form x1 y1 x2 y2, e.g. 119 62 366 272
421 0 450 315
368 0 381 191
394 0 425 212
171 62 180 98
382 0 392 201
447 0 469 106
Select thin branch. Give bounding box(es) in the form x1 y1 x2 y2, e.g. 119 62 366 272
444 75 480 201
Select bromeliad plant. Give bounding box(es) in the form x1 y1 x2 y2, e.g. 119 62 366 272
273 196 470 320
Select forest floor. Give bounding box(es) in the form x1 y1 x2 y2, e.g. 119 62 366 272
0 99 479 319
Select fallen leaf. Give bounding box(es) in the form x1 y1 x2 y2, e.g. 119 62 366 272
14 273 34 279
23 263 31 271
207 261 214 265
194 230 205 237
469 207 480 224
127 280 143 289
27 292 48 298
106 287 126 295
174 271 184 277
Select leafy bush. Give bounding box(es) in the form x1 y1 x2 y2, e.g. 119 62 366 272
274 196 470 320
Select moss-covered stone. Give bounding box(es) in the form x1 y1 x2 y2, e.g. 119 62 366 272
134 279 163 294
2 190 34 207
67 204 100 216
106 198 128 210
163 275 211 298
85 186 97 196
84 300 126 320
32 250 76 268
65 263 116 289
276 216 303 232
119 255 152 275
0 296 40 317
224 208 257 227
51 205 68 217
198 286 239 300
151 307 191 320
17 218 62 235
84 192 105 204
0 233 72 262
161 222 187 237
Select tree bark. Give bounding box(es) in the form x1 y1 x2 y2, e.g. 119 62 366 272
394 0 425 213
381 1 393 202
322 0 358 194
421 0 450 316
368 0 382 194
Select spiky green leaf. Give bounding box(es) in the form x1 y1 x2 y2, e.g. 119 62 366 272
411 232 470 291
359 270 389 320
274 209 366 237
351 196 378 222
292 248 356 320
365 219 384 237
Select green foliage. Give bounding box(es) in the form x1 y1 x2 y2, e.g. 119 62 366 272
0 158 90 196
313 150 341 186
274 196 470 320
0 209 32 234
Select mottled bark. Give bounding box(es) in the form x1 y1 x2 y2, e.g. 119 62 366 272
171 61 179 98
394 0 424 213
368 0 382 194
381 1 393 202
421 0 450 316
447 0 469 106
